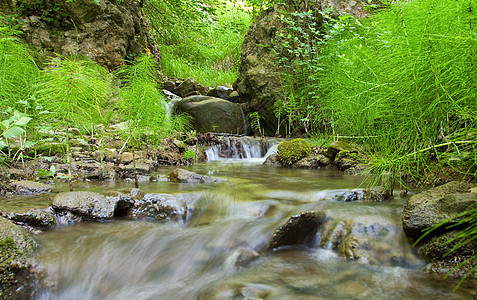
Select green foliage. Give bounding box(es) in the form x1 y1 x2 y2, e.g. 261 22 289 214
0 25 39 116
271 9 327 136
37 54 111 130
317 0 477 185
156 3 252 86
276 138 313 166
249 111 264 137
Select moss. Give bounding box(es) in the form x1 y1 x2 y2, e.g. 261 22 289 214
277 138 313 166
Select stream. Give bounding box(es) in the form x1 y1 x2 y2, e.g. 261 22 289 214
34 146 476 299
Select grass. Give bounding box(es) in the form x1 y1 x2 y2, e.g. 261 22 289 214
159 3 252 86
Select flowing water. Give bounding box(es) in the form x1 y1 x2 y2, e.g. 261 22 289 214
34 142 476 299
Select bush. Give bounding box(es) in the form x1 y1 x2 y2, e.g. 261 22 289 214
276 138 313 166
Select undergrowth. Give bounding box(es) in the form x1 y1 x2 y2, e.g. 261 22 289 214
158 3 252 86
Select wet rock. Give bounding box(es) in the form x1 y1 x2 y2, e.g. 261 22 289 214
52 191 119 219
1 208 55 228
234 248 260 267
402 181 477 239
0 217 43 299
51 210 82 225
241 284 272 299
293 154 329 169
169 168 219 183
335 187 392 202
194 82 210 95
175 77 197 98
263 154 279 166
9 180 52 195
267 211 326 251
130 193 199 221
174 95 246 134
85 163 117 181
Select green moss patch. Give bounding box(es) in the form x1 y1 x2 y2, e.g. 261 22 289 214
277 138 313 166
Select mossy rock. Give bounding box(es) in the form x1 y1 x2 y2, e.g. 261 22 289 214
276 139 313 166
0 217 42 299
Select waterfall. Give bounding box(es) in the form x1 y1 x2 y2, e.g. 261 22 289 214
205 136 281 161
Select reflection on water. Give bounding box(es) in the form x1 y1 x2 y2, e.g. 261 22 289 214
36 160 476 299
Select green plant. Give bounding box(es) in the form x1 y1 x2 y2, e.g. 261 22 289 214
0 111 34 166
0 25 40 116
36 54 111 190
182 149 195 160
248 111 264 137
276 138 313 166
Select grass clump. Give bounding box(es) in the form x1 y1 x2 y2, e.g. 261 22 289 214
157 3 252 86
277 138 313 166
315 0 477 187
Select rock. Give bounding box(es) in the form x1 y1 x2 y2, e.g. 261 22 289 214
228 91 245 103
163 80 176 92
263 154 279 166
207 86 233 100
293 154 329 169
0 217 43 299
52 191 119 219
17 0 154 70
9 180 52 195
130 193 199 221
163 89 181 101
421 231 477 279
92 148 119 163
234 1 371 135
326 140 356 160
334 187 392 202
276 138 313 166
194 83 210 95
169 168 219 183
174 95 246 134
175 77 197 98
85 163 117 181
234 248 260 267
402 181 477 239
1 208 56 228
267 211 326 251
120 151 134 164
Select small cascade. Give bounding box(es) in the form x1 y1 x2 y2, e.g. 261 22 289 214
205 136 281 161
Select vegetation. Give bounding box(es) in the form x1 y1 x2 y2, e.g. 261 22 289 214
276 138 313 166
152 2 253 86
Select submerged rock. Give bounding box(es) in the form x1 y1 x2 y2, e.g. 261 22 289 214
52 191 118 219
267 211 326 251
130 193 199 222
169 168 219 183
9 180 52 195
402 181 477 239
1 208 55 228
0 217 43 299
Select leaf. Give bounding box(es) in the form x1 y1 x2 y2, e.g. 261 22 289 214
0 120 10 131
0 140 6 149
76 138 88 145
13 116 32 127
24 141 36 148
2 126 24 139
50 165 56 175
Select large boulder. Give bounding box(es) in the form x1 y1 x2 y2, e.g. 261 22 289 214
16 0 153 70
0 217 43 299
52 191 119 219
174 95 246 134
402 181 477 240
234 0 373 135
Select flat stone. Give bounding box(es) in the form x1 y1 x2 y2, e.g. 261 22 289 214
52 191 118 219
9 181 52 195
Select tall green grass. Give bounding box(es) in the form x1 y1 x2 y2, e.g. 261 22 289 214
317 0 477 186
0 26 39 116
158 4 252 86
